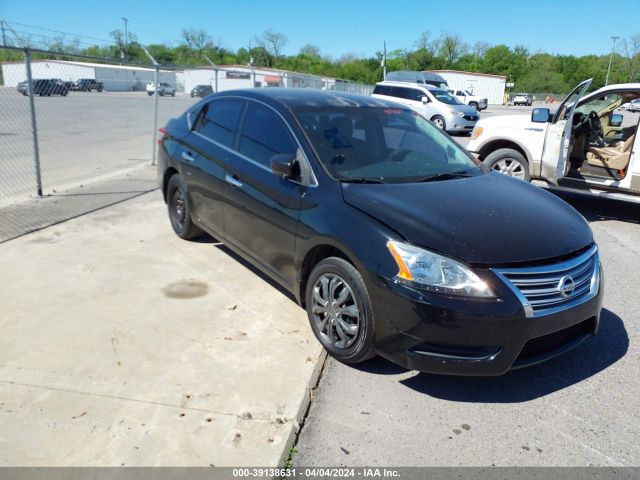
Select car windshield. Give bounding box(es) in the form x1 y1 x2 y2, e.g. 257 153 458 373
295 107 480 183
429 89 464 105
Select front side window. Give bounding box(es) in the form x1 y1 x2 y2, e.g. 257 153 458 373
295 107 479 183
239 103 296 167
195 99 244 147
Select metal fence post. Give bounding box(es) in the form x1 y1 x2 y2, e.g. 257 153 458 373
215 68 218 93
151 65 159 166
24 47 43 197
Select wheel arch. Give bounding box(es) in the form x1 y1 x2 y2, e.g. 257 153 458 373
298 243 359 307
477 138 532 168
162 167 179 202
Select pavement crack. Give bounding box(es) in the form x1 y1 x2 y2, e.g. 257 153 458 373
0 379 274 421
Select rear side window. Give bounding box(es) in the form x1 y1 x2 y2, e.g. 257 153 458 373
239 103 296 167
390 86 422 101
373 85 392 96
195 99 244 147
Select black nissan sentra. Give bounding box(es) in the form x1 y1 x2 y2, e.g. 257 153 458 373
157 89 603 376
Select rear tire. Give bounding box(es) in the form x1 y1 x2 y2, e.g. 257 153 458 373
305 257 376 364
431 115 446 130
166 174 203 240
483 148 531 181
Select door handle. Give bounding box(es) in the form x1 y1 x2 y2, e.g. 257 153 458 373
225 175 243 188
182 152 195 162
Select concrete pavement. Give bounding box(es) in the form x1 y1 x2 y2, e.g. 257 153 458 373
0 191 323 466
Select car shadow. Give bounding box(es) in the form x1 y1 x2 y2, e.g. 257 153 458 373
552 190 640 225
211 242 300 305
356 308 628 403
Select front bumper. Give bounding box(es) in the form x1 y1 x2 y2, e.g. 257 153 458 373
370 265 603 376
445 115 478 133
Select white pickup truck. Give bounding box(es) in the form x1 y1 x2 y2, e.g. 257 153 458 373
448 89 488 111
467 79 640 203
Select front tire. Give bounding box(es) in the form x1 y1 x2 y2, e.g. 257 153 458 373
483 148 531 181
431 115 446 130
305 257 376 364
166 175 203 240
469 102 479 111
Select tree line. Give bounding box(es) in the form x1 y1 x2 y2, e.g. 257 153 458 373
1 27 639 94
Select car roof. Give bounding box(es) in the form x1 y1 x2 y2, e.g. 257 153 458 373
375 81 440 91
214 88 396 109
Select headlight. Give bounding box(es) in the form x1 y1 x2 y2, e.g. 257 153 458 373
471 126 484 140
450 110 465 117
387 240 496 298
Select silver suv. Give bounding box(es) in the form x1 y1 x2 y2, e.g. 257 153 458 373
372 81 479 133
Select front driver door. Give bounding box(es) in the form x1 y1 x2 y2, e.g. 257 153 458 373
222 101 304 288
540 79 592 184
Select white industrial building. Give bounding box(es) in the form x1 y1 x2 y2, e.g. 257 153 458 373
183 65 340 95
1 59 176 92
432 70 507 105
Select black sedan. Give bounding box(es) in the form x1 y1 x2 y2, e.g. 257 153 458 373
157 88 603 376
190 84 213 98
17 78 69 96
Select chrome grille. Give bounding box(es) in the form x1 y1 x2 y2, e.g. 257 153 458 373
493 245 600 318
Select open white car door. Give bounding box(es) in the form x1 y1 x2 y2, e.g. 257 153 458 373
540 79 592 184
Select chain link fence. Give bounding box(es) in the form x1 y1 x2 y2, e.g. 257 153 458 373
0 45 373 205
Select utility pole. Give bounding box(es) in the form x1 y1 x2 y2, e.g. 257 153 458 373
122 17 129 61
1 20 7 47
605 35 620 86
382 40 387 80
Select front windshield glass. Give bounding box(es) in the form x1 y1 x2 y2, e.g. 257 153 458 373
574 94 622 115
295 107 479 183
429 89 464 105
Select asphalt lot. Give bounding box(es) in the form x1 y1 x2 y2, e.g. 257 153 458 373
0 88 196 203
295 192 640 467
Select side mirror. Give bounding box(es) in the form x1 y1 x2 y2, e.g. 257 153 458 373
421 96 429 104
610 113 623 127
270 153 299 178
531 108 551 123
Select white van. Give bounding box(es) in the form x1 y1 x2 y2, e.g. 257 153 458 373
372 81 479 133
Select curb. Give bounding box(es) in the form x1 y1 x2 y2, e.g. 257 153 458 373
278 348 328 467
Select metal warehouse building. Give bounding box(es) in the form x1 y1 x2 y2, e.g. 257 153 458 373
1 59 176 92
432 70 507 105
184 65 344 95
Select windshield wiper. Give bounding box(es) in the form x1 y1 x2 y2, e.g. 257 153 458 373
414 171 473 182
340 177 387 184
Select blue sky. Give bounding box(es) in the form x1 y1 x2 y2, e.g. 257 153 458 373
1 0 637 58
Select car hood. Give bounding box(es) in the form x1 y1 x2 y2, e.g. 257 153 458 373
476 114 535 129
342 172 593 266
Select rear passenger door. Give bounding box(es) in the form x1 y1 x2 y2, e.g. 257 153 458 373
182 98 245 237
222 101 303 287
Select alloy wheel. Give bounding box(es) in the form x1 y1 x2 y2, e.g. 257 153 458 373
311 273 361 349
492 158 526 180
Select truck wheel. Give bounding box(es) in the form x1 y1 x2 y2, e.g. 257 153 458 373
483 148 530 181
431 115 446 130
469 102 479 111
